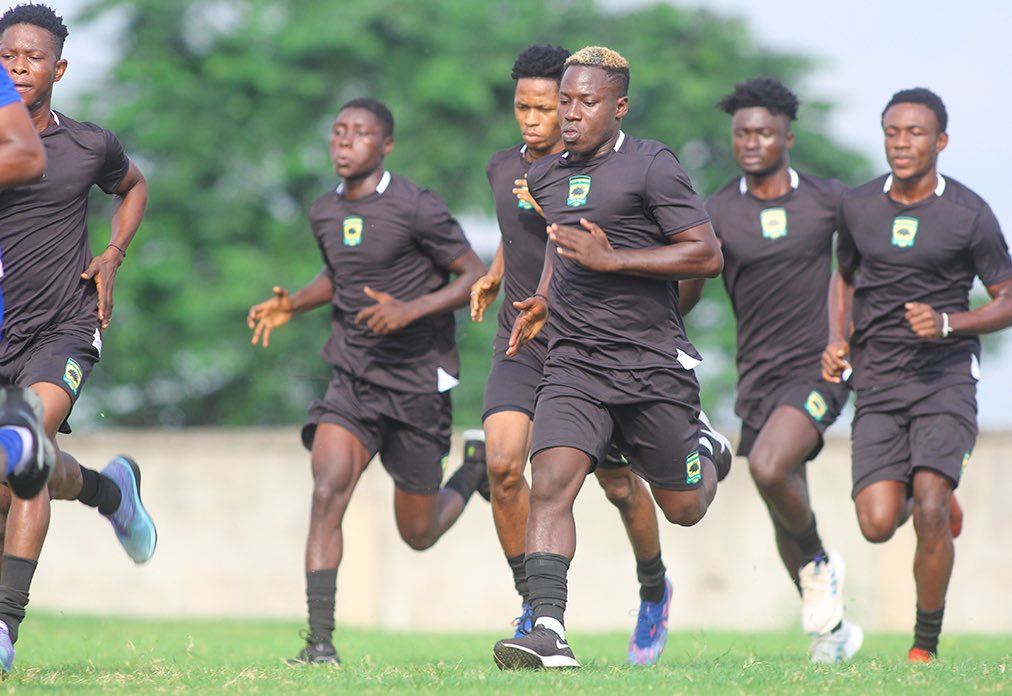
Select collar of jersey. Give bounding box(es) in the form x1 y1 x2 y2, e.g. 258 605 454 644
336 170 390 196
882 173 945 197
561 130 625 159
738 167 798 195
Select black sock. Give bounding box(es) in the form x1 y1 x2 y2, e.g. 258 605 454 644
794 517 826 567
77 467 122 515
507 553 529 602
913 605 945 655
444 457 485 504
306 569 338 644
0 555 37 643
525 552 569 626
636 552 667 603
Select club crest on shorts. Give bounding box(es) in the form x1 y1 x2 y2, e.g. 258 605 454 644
440 452 449 474
804 390 828 421
342 215 364 246
891 216 919 248
685 449 702 485
567 175 591 207
961 450 971 473
760 207 788 239
63 357 83 395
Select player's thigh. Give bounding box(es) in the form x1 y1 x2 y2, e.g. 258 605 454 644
850 409 910 498
380 391 453 498
909 384 977 490
309 422 373 498
28 382 71 440
483 409 533 482
749 404 822 481
614 395 701 492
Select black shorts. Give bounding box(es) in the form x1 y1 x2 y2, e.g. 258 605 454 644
736 378 850 459
850 376 977 497
482 350 542 421
531 361 702 490
302 368 452 495
0 324 102 434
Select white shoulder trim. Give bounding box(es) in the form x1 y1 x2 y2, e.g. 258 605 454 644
883 173 946 196
739 167 799 195
336 170 391 196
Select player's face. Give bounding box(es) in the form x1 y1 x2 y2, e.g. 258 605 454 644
0 24 66 114
558 65 628 159
882 102 947 182
514 77 562 156
730 107 793 177
329 107 393 181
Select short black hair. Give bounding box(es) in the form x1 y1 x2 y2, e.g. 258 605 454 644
717 77 799 120
511 44 571 82
881 87 947 132
564 46 630 97
0 3 68 57
338 97 394 138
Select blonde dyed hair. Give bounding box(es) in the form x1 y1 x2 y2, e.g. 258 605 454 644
563 46 630 95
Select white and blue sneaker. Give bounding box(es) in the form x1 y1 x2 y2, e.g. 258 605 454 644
0 620 13 672
513 601 534 638
102 456 157 564
810 619 863 663
800 550 845 636
628 577 672 665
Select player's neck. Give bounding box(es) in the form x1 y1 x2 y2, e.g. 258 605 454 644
743 166 791 200
524 141 564 164
888 169 939 205
28 100 54 134
341 168 385 200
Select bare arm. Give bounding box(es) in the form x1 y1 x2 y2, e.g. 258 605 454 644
905 276 1012 339
80 160 148 328
549 218 723 281
822 268 855 382
470 241 504 322
247 268 334 348
356 249 486 334
678 278 706 316
0 100 44 188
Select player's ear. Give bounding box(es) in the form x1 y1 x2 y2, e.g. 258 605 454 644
935 131 948 154
382 136 394 156
54 58 67 82
785 129 795 151
615 95 629 120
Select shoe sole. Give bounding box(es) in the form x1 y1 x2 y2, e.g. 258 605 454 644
493 643 581 670
117 456 158 564
0 387 53 499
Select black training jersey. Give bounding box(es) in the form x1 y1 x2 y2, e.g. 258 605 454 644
0 111 129 354
526 132 709 371
310 171 473 394
837 174 1012 389
486 145 549 368
707 170 847 403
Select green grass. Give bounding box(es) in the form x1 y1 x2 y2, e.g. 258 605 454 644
4 614 1009 694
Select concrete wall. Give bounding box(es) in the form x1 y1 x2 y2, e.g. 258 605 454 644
30 427 1012 635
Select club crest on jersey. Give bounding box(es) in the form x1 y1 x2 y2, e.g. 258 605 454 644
685 449 702 485
804 390 828 422
567 175 591 207
343 215 364 246
760 207 788 239
516 181 534 210
891 216 918 248
63 357 82 395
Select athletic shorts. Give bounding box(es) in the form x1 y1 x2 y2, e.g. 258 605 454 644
530 361 702 490
850 376 977 497
0 324 102 434
302 368 452 495
736 378 850 459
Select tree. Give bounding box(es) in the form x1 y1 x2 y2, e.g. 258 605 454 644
73 0 870 426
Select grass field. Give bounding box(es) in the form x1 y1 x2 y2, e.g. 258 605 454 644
3 613 1008 694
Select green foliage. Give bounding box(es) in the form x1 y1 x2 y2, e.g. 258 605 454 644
9 613 1011 694
73 0 870 426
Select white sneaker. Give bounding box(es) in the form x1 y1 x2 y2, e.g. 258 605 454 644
799 550 845 635
810 619 863 663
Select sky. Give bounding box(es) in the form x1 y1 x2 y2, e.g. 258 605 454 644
52 0 1012 425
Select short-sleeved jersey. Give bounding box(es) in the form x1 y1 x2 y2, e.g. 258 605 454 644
310 171 473 394
486 145 549 368
707 170 847 402
837 174 1012 389
526 132 709 371
0 111 129 354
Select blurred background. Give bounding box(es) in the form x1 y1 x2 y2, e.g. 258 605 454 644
55 0 1011 433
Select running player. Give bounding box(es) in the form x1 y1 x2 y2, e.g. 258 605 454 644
471 43 674 666
0 66 53 501
823 87 1012 662
0 4 155 673
688 77 861 662
248 97 488 665
491 46 731 670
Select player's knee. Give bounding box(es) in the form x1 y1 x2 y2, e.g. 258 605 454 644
596 472 634 509
486 446 525 490
856 507 897 543
911 499 949 539
747 451 788 492
659 494 707 527
398 523 438 551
